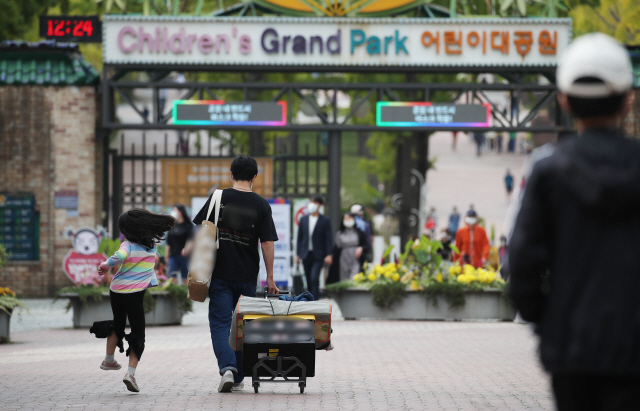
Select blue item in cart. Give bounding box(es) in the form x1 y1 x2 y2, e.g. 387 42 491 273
279 291 314 302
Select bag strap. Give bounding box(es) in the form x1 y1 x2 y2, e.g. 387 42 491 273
204 189 223 249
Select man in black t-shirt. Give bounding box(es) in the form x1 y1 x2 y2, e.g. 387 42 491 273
192 155 278 393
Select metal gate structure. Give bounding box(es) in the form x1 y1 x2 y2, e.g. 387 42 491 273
101 71 567 237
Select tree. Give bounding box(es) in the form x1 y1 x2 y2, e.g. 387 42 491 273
572 0 640 44
0 0 48 41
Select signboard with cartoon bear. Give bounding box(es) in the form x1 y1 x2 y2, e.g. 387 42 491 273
62 226 108 284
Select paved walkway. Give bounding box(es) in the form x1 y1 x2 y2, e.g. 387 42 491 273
3 301 552 410
427 131 528 239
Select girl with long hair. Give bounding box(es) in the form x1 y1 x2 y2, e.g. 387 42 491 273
94 209 174 393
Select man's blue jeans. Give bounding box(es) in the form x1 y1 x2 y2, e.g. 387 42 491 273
208 278 256 383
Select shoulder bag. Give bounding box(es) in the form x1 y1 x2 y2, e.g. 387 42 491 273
187 189 222 302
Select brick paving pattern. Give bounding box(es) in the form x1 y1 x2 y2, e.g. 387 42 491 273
2 314 552 410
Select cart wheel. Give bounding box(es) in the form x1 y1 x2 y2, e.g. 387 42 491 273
299 382 305 394
253 382 259 393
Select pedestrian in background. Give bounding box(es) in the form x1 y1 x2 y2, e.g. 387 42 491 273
437 230 453 261
296 195 332 300
504 169 514 200
498 235 508 267
327 213 371 283
473 131 485 157
350 203 373 249
165 204 193 285
454 210 490 268
425 207 438 237
447 206 460 238
94 209 175 393
509 33 640 410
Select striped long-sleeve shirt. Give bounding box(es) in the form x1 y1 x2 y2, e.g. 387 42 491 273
101 241 159 294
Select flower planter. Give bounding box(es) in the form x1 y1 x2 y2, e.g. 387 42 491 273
328 288 515 321
0 310 10 342
59 292 185 328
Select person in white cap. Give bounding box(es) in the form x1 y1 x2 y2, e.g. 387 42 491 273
508 33 640 410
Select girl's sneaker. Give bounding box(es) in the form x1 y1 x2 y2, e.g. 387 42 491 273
100 360 122 370
123 373 140 392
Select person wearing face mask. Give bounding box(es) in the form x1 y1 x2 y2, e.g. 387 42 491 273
454 210 490 268
327 213 371 284
165 204 194 284
296 195 333 300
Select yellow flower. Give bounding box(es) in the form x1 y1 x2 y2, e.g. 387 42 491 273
353 273 365 283
435 273 443 283
367 273 377 282
410 280 420 290
391 273 401 282
448 265 461 276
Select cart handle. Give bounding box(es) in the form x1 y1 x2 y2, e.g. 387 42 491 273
263 291 291 299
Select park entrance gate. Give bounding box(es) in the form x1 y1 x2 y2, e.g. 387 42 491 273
100 16 572 241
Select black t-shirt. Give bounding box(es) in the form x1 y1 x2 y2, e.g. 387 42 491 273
192 188 278 284
166 221 193 257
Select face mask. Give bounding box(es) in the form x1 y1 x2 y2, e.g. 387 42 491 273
343 219 355 228
307 203 319 214
465 217 477 225
170 210 179 219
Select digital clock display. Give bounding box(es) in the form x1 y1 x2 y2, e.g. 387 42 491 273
39 16 102 43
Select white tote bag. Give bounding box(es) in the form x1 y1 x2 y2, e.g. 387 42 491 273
187 190 222 302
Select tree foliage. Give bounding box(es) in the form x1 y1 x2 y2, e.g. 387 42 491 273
571 0 640 44
0 0 48 41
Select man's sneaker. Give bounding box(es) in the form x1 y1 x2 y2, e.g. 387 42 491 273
218 370 234 393
100 360 122 371
232 381 244 391
123 373 140 393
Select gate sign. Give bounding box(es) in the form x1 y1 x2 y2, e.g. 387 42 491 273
377 102 491 127
103 16 571 68
173 100 287 126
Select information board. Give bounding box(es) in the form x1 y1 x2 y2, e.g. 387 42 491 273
377 102 491 127
0 194 38 261
258 199 291 290
173 100 287 126
162 158 273 206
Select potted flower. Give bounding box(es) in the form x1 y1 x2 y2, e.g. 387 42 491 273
326 236 515 321
0 286 26 343
57 270 193 329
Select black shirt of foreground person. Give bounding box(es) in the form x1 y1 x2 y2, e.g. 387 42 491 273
193 188 278 285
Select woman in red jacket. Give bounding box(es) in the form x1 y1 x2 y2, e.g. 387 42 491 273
454 210 490 268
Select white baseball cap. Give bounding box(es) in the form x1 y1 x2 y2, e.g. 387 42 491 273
557 33 633 98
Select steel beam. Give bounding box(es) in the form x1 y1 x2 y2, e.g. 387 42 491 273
327 130 342 236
